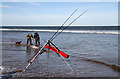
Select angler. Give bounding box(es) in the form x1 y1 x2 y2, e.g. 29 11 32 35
26 33 34 45
34 32 40 45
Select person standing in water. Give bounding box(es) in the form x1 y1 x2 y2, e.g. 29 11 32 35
26 33 34 45
34 32 40 45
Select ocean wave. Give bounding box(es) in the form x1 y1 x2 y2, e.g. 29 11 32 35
0 28 119 35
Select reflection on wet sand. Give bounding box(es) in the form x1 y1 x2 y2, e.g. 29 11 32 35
0 49 26 51
26 46 31 54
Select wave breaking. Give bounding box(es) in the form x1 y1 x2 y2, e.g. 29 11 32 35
0 28 119 35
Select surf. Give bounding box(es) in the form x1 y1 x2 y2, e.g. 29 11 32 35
0 28 119 35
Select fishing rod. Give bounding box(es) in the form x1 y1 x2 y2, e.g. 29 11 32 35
24 9 78 70
45 9 88 72
49 8 78 41
24 9 88 71
50 9 88 41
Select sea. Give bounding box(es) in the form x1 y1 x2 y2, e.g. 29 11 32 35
0 26 119 78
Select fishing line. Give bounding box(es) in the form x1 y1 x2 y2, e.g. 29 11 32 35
51 9 88 41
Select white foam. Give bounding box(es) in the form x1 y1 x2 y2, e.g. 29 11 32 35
30 45 39 49
0 28 119 35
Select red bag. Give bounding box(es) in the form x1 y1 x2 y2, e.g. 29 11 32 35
46 45 69 58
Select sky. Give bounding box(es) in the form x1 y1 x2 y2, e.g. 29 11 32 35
1 0 120 2
0 2 119 26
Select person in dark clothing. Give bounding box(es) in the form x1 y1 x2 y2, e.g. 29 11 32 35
34 32 40 45
26 33 33 45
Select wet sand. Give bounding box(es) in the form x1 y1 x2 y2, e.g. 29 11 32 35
1 31 119 78
1 43 119 77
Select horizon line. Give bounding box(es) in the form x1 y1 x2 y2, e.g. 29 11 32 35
0 25 119 26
